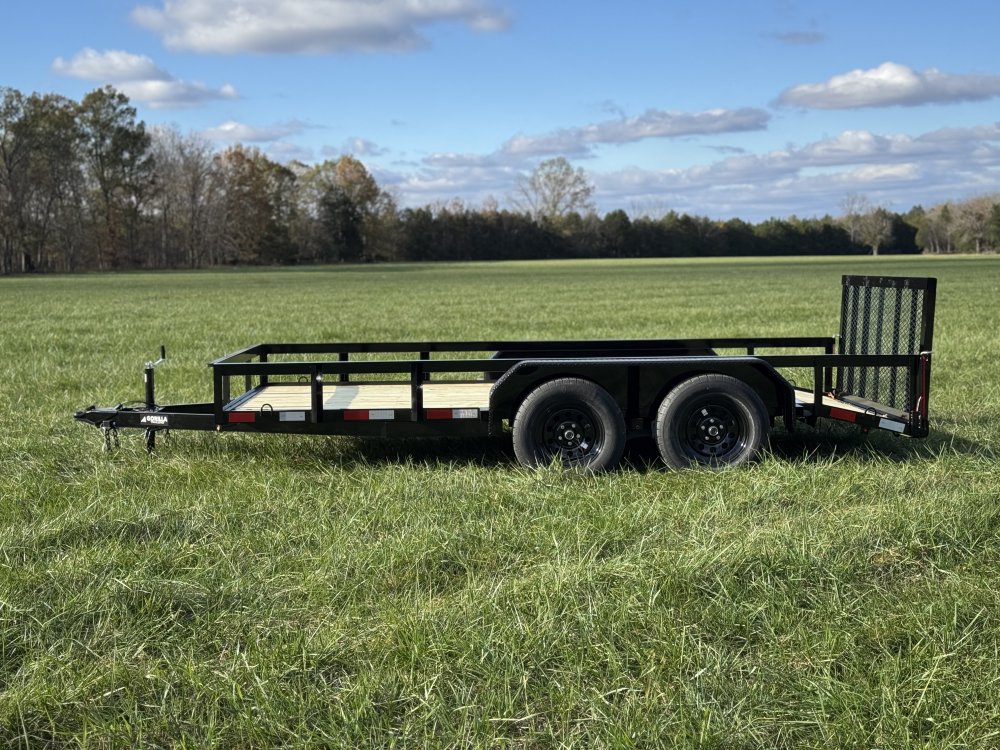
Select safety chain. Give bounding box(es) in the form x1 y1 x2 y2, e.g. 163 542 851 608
101 424 120 451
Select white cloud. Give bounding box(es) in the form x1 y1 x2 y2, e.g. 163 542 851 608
590 123 1000 217
120 80 238 108
323 137 389 158
200 120 310 143
391 122 1000 220
52 48 237 108
502 108 771 158
132 0 509 54
385 164 519 208
420 107 772 170
778 62 1000 109
52 48 169 81
266 141 316 163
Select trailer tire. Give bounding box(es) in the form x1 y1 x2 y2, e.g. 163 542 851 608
513 378 626 471
654 374 768 470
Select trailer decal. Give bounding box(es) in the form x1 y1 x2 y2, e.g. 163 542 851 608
344 409 394 421
878 418 906 433
427 408 480 420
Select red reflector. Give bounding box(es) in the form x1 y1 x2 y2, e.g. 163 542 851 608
425 409 453 420
228 412 256 423
344 410 368 421
829 407 857 423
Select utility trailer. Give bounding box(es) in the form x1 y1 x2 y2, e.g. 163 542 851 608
75 275 937 471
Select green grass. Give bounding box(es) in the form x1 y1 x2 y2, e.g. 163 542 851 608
1 255 999 748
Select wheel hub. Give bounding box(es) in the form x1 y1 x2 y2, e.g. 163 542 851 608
555 420 584 449
685 405 740 458
698 415 727 444
542 408 597 461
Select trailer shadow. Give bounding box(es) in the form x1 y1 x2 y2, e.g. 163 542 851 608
765 421 992 467
174 418 989 472
318 421 992 472
300 435 519 470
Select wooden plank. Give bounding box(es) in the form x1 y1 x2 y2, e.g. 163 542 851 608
793 388 869 415
232 382 492 412
424 383 492 409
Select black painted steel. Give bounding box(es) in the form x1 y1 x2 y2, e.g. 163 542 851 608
73 275 938 455
838 275 936 416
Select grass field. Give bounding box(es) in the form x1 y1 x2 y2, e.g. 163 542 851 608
1 255 998 748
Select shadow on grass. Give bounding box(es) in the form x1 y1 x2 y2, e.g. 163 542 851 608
144 415 992 471
768 421 993 466
315 422 993 471
318 435 517 469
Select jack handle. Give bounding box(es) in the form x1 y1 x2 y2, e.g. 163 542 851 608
145 345 167 371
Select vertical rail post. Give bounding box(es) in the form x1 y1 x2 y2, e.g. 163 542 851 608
411 362 424 421
311 366 324 424
824 339 834 393
213 367 226 425
812 365 823 423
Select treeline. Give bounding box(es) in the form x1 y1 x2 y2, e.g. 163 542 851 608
1 86 998 275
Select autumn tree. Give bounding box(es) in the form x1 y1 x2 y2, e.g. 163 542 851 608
0 88 34 274
215 145 297 264
77 86 155 268
319 185 363 261
0 88 84 273
293 155 395 262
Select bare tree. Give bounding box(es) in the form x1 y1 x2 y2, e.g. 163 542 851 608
858 207 893 256
952 195 997 253
513 157 595 222
840 192 869 244
841 193 892 254
150 127 223 267
914 203 953 253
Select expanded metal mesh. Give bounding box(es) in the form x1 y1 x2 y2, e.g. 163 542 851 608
838 277 931 413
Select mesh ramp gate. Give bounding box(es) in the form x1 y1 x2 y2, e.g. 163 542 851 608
838 275 936 414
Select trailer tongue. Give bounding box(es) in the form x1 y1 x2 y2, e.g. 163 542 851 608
75 275 936 471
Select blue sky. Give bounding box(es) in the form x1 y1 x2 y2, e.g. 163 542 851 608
4 0 1000 220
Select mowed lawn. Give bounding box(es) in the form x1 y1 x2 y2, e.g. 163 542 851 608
1 255 998 748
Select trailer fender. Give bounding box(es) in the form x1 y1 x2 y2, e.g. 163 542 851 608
489 357 796 436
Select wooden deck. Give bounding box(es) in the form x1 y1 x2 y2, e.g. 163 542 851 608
232 382 492 412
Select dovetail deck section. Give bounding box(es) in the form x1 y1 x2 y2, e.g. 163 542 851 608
794 387 890 416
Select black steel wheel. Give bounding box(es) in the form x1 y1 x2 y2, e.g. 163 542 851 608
654 374 768 470
512 378 626 471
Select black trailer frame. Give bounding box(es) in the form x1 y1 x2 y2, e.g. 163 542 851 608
75 275 937 470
